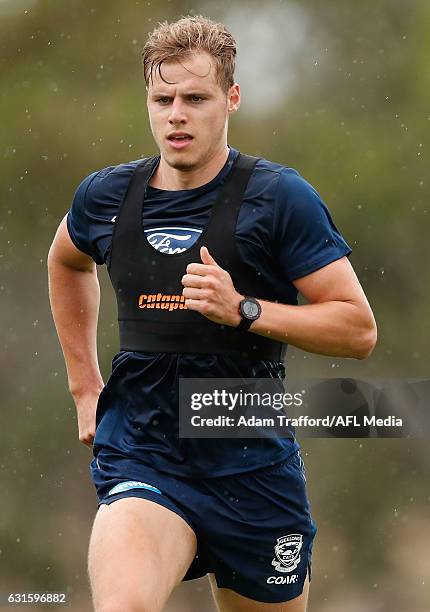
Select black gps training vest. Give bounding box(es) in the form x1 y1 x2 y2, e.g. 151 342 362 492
108 153 286 361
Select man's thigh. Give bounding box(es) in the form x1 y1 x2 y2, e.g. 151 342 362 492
88 497 197 612
208 571 310 612
196 452 316 608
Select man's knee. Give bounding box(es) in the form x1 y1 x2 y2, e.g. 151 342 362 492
94 591 160 612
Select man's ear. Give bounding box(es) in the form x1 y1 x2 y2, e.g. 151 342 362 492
228 83 241 113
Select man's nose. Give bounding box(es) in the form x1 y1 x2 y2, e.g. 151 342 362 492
168 99 187 124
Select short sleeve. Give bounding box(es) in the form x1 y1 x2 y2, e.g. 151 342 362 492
67 171 104 264
273 168 352 281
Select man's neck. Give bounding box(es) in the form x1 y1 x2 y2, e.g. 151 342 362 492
150 146 230 191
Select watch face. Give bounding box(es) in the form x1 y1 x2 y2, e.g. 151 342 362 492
242 299 260 319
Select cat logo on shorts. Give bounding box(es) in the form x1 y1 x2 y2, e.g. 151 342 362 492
271 534 303 573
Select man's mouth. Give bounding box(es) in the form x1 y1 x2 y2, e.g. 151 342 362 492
167 133 193 141
167 133 194 149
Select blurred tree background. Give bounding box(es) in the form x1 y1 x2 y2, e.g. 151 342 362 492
1 0 429 610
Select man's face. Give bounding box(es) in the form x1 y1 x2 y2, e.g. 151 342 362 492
146 51 240 171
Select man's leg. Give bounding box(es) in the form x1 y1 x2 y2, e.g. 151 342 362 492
208 572 310 612
88 497 197 612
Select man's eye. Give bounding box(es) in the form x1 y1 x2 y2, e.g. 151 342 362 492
156 97 170 104
190 95 204 102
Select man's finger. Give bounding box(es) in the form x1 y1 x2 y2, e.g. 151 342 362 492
200 246 219 266
182 287 203 300
184 298 202 311
185 299 210 316
186 262 214 275
181 273 206 288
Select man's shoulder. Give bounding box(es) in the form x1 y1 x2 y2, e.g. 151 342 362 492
243 153 312 198
257 156 309 182
74 157 151 212
85 157 145 195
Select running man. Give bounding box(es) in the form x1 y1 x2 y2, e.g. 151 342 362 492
48 15 377 612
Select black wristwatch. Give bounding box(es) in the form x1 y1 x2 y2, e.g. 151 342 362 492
237 296 262 332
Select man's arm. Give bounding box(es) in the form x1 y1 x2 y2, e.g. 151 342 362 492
182 248 377 360
250 256 377 359
47 215 104 447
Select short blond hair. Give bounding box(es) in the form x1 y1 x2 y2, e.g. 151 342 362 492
142 15 236 94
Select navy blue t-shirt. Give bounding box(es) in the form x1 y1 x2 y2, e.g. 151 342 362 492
67 147 351 477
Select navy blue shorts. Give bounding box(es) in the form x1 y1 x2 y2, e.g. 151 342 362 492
90 449 317 604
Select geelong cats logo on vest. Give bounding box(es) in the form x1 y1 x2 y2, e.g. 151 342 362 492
144 226 202 255
271 534 303 573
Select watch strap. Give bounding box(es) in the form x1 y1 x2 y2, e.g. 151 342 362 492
236 317 254 332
